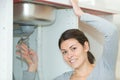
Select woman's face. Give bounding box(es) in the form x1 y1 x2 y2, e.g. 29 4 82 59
60 38 89 69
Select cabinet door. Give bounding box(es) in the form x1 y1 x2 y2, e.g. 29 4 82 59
0 0 13 80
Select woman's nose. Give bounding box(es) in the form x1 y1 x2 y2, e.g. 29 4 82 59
67 51 73 59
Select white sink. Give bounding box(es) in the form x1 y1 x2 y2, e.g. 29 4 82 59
13 2 56 37
14 2 56 26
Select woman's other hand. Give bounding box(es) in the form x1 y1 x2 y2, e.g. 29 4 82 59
16 43 38 72
70 0 84 17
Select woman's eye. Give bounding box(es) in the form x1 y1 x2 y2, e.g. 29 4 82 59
72 47 77 51
62 51 67 55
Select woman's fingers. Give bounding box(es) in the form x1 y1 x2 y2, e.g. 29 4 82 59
16 43 29 55
70 0 78 3
70 0 84 16
20 43 29 54
16 43 32 62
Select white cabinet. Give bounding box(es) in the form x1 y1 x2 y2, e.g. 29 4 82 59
14 0 120 14
41 0 120 14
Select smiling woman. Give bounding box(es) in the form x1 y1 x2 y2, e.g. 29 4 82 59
58 29 95 66
54 0 119 80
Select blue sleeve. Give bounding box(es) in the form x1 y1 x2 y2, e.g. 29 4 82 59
54 71 73 80
80 13 119 70
22 71 36 80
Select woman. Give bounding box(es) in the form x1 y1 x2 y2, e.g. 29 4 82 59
16 0 119 80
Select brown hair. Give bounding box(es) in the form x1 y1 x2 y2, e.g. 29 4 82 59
58 29 95 64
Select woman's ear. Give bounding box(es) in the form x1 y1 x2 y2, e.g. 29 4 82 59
83 41 89 52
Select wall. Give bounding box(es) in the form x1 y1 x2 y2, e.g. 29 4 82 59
96 3 120 79
114 12 120 80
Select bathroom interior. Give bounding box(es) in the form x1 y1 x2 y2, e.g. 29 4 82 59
0 0 120 80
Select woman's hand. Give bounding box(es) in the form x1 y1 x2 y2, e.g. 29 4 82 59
70 0 78 4
16 43 38 72
70 0 84 17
